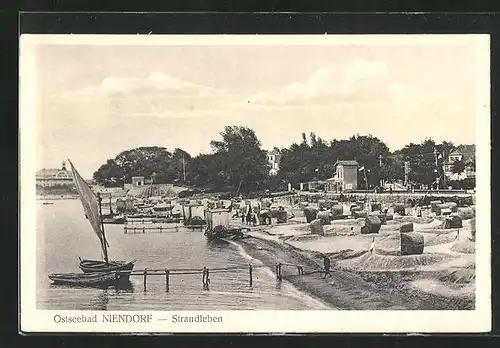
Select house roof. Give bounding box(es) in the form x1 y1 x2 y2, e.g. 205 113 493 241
449 145 475 163
267 149 280 155
334 160 359 167
36 168 72 179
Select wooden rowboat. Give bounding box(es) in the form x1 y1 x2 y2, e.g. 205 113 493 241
79 258 135 280
102 215 126 224
48 271 128 287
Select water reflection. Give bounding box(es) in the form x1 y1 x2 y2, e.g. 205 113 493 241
89 289 109 310
206 239 231 250
112 280 134 293
48 279 134 292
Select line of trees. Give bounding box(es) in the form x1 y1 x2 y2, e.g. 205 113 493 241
93 126 475 193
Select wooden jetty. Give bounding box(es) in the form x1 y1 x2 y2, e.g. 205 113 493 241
117 261 318 292
124 224 183 234
125 217 182 224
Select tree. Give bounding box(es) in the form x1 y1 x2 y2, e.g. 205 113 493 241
171 148 192 183
451 159 467 174
469 158 476 171
380 155 405 183
188 153 225 188
399 139 453 188
93 146 192 185
93 159 125 186
277 133 391 188
210 126 269 194
400 139 436 186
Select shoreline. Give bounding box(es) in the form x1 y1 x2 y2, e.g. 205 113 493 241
234 232 474 310
227 240 333 310
36 195 79 201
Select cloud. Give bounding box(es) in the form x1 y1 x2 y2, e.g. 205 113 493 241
54 72 235 117
58 72 224 100
248 60 424 105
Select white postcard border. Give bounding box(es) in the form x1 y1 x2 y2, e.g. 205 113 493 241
20 34 491 333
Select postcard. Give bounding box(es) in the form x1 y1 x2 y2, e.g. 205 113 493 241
20 34 491 333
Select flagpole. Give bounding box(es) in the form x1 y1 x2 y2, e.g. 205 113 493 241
441 152 447 188
433 148 440 189
182 155 186 182
364 169 368 190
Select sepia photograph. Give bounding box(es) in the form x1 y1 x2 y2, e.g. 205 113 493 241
20 34 490 332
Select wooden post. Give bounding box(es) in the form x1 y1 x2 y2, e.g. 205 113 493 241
206 267 210 290
160 225 163 233
143 268 148 292
143 227 145 234
165 269 169 292
124 227 127 234
249 264 253 287
202 267 206 289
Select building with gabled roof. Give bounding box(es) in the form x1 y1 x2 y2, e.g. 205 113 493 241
444 145 476 181
326 159 359 192
266 148 281 176
36 160 74 188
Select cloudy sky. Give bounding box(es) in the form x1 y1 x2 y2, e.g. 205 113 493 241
31 36 485 178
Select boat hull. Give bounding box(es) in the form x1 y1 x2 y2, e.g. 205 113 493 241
48 271 128 288
102 217 126 224
79 259 135 280
204 228 245 240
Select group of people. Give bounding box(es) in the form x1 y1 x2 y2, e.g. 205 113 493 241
241 205 258 226
232 203 258 226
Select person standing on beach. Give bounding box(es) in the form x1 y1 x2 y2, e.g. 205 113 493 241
246 205 253 225
369 237 375 254
322 254 332 279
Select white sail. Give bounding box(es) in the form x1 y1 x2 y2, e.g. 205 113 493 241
67 159 109 261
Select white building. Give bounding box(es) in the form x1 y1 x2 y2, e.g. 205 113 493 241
267 149 281 176
325 160 359 192
131 176 145 186
36 161 74 188
444 145 475 181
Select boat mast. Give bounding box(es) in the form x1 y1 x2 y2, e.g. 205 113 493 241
109 193 113 216
97 192 110 264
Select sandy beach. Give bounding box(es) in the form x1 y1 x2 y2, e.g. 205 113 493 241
233 207 475 310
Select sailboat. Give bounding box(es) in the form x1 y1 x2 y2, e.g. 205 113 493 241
101 192 126 224
67 159 136 277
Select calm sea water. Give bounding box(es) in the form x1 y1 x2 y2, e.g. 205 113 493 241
37 200 329 310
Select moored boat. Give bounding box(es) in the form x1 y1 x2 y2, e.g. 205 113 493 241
204 208 245 240
78 258 136 280
56 159 136 275
48 271 129 287
152 202 171 212
102 214 126 224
